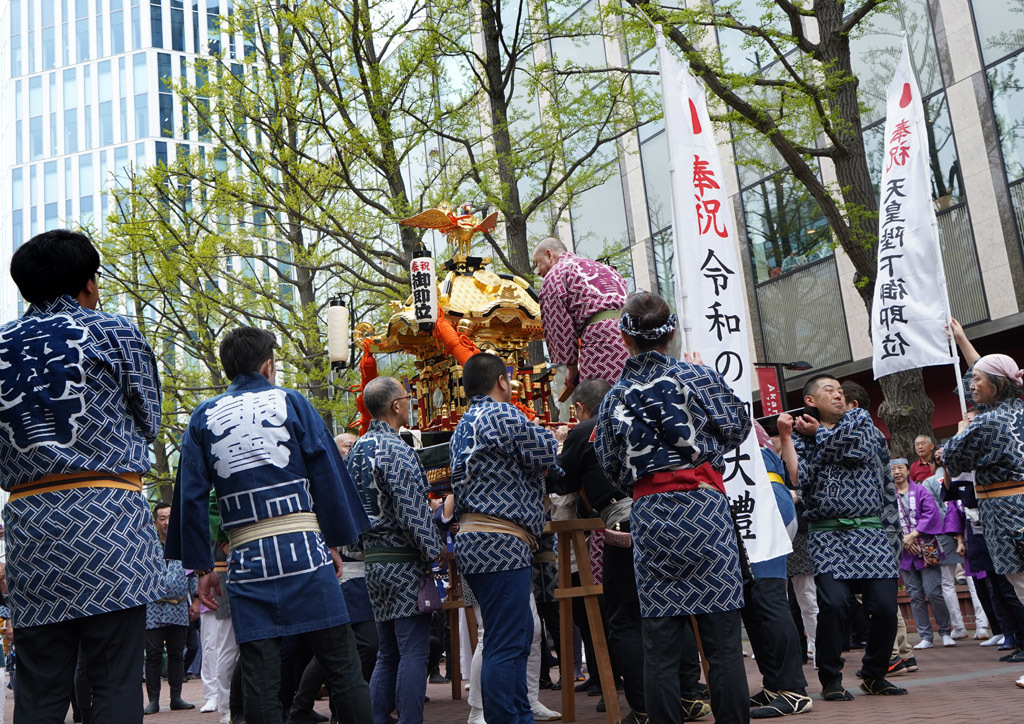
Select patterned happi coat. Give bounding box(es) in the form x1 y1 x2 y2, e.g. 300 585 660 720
147 548 195 629
593 351 750 617
794 407 898 580
896 481 944 572
450 395 559 575
175 373 370 643
0 295 164 628
943 395 1024 574
347 419 443 622
539 252 629 384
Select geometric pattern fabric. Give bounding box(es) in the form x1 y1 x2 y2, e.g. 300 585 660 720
0 296 164 627
348 419 442 621
451 396 559 575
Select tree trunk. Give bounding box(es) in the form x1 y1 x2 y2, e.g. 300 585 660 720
479 0 531 278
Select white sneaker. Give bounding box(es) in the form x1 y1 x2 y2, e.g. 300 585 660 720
218 715 230 724
1016 674 1024 689
467 706 488 724
951 628 969 640
200 699 219 713
913 639 934 649
942 634 957 647
981 634 1005 647
531 701 562 720
974 627 992 640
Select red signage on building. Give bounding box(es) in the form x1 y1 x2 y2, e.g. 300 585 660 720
756 366 783 416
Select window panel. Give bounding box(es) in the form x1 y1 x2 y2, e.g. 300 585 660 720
63 68 77 108
641 132 670 234
65 109 78 152
850 0 941 126
111 9 125 53
99 101 113 145
151 1 164 48
989 53 1024 184
741 172 832 283
77 17 90 61
972 0 1024 66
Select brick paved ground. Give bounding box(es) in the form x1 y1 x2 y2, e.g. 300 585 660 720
12 632 1024 723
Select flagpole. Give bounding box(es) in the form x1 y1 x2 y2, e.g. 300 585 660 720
655 26 694 354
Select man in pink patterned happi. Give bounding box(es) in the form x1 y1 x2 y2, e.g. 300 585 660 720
532 238 629 400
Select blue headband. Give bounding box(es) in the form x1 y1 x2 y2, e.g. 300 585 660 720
619 312 678 341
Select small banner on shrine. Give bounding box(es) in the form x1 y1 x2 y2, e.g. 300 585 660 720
872 38 955 379
657 29 792 563
410 250 438 333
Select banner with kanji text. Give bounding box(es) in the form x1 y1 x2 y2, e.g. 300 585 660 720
872 38 955 379
657 30 792 563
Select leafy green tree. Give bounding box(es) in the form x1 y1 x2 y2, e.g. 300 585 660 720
622 0 941 455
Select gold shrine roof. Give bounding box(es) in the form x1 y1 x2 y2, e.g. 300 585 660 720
369 256 544 357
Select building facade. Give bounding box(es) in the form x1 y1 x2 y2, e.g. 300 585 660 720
3 0 1024 439
0 0 246 320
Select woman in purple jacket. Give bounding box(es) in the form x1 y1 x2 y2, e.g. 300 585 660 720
893 459 955 648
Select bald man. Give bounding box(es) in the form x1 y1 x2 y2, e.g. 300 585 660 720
335 433 357 459
532 238 629 399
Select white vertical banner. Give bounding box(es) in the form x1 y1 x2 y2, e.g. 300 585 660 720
872 37 956 379
657 29 792 563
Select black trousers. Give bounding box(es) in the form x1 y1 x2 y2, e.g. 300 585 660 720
643 610 748 724
288 618 380 720
145 624 188 701
814 574 897 686
14 604 146 724
239 623 371 724
603 542 645 711
741 577 807 693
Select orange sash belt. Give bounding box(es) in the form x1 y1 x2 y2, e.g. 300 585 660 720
976 480 1024 500
8 472 143 501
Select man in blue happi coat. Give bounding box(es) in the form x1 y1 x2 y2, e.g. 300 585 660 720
172 327 372 724
450 352 560 724
347 376 443 724
593 291 750 724
777 375 905 702
0 230 164 723
145 502 198 714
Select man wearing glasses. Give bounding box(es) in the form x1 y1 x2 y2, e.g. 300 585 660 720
346 377 442 724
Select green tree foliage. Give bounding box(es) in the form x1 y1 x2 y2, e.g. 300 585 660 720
621 0 942 456
98 0 654 483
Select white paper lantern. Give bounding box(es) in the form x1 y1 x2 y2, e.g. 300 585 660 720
327 301 350 369
410 250 438 332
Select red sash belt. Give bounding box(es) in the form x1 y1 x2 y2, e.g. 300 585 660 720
633 463 725 499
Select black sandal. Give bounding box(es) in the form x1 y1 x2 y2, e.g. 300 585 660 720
859 677 908 696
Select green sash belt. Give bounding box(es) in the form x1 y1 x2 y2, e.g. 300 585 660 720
585 309 621 327
807 516 883 532
363 547 422 563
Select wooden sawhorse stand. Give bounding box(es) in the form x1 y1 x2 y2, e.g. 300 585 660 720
549 518 620 723
443 551 478 700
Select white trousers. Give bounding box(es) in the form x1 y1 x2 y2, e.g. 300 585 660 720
790 574 818 655
1005 572 1024 608
198 611 239 715
468 594 543 710
940 565 966 633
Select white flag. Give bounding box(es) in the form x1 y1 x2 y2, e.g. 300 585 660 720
872 38 955 379
657 29 792 563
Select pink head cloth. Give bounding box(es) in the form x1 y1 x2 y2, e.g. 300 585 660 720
974 354 1024 385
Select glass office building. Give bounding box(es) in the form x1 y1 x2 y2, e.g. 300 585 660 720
0 0 240 319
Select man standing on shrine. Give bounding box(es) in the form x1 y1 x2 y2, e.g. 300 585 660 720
532 238 629 397
173 326 373 724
